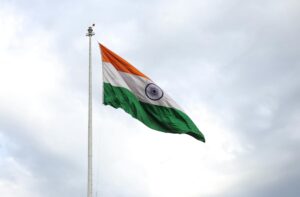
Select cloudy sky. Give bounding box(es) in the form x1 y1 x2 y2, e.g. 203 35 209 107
1 0 300 196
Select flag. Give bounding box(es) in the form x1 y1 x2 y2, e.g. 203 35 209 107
99 43 205 142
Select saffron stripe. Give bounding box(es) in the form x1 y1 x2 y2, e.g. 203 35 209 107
99 43 149 79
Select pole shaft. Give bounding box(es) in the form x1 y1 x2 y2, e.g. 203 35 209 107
87 25 94 197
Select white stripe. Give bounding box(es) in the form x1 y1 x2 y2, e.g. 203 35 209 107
103 62 181 110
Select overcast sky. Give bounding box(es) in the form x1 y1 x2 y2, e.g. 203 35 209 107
1 0 300 196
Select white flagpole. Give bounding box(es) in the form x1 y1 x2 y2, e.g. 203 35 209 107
86 24 95 197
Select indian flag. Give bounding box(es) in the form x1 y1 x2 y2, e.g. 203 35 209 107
99 43 205 142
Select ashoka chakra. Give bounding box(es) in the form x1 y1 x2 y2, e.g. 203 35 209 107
145 83 164 101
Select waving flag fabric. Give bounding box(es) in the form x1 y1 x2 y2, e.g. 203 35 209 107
99 43 205 142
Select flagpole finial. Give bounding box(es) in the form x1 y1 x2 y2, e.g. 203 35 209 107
86 24 95 37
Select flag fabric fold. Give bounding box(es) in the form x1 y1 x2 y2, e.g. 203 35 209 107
99 43 205 142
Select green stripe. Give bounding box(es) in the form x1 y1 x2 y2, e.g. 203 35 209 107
103 82 205 142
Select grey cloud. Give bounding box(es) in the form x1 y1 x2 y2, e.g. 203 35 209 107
0 114 85 197
1 0 300 196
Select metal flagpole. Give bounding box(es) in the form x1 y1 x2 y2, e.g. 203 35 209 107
86 24 95 197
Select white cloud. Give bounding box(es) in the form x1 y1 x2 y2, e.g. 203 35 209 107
1 0 300 197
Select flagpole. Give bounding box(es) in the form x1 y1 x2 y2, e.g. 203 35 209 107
86 24 95 197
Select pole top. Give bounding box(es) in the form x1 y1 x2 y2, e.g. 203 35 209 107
86 24 95 37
